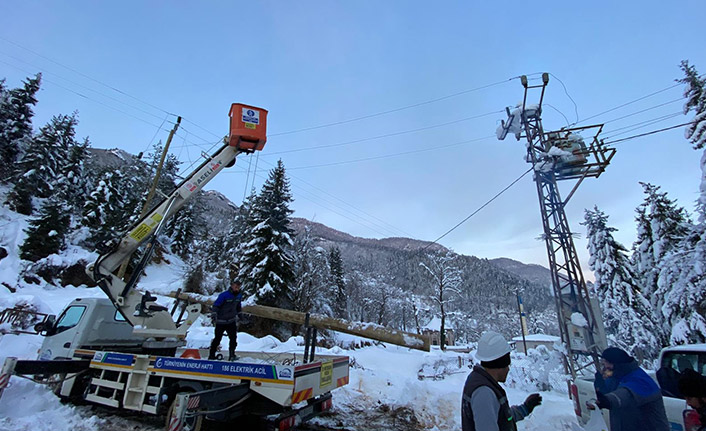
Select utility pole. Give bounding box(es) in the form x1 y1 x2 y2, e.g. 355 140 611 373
117 117 181 280
497 74 613 379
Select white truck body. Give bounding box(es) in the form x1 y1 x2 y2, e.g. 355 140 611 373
571 344 706 431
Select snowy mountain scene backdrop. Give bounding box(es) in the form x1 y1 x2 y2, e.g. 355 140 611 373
0 61 706 430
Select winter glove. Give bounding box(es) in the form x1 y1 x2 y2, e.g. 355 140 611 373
523 393 542 414
595 390 611 409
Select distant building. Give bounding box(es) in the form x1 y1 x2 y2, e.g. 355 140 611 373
512 334 560 353
422 317 455 347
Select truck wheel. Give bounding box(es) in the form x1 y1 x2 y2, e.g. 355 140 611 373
166 394 203 431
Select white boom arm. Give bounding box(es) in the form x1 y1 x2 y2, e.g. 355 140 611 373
87 143 241 339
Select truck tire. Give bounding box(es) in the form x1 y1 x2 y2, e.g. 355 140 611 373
166 394 203 431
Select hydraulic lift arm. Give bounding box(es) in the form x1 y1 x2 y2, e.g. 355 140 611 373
86 104 268 339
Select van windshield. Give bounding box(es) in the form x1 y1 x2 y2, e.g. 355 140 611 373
657 350 706 399
55 305 86 334
661 351 706 376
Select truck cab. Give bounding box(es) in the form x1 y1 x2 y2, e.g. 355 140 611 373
37 298 181 360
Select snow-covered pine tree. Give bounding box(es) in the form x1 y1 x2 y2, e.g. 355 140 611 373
82 170 128 246
19 196 70 262
225 191 255 268
145 141 180 200
167 201 197 259
291 226 331 317
680 61 706 151
237 160 295 308
328 246 347 319
7 113 77 214
631 183 690 317
0 74 41 180
583 206 662 362
57 138 91 215
419 250 463 350
654 62 706 345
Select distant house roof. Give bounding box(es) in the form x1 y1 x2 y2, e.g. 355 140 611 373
512 334 560 342
422 317 453 331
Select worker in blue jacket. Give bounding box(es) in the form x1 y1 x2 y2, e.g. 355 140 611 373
592 347 669 431
208 280 243 361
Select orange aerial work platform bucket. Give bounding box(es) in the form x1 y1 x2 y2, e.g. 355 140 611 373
228 103 268 151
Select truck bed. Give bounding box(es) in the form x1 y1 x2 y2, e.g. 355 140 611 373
86 349 349 408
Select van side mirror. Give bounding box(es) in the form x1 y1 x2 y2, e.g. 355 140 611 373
35 315 56 335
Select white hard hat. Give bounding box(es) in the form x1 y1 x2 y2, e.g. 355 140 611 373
476 331 511 361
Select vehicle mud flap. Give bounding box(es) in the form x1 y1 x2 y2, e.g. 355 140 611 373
167 392 189 431
0 357 18 400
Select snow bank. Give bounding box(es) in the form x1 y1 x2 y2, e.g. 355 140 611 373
0 377 103 431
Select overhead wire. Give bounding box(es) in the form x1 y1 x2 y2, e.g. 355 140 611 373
600 98 683 125
256 158 412 237
0 50 174 124
575 83 681 125
266 110 502 156
286 135 494 170
0 36 177 117
548 73 579 125
268 77 521 137
603 113 685 141
419 167 534 253
602 121 696 146
544 104 571 128
238 167 403 238
0 58 172 131
602 111 683 138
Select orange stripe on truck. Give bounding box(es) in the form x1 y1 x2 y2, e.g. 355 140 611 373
336 376 349 387
291 388 313 403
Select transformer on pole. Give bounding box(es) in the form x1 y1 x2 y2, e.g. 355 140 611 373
497 73 615 378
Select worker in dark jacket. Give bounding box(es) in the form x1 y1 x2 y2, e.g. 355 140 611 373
678 368 706 430
461 331 542 431
208 280 243 361
592 347 669 431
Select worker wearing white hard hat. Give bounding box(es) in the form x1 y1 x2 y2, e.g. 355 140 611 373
461 331 542 431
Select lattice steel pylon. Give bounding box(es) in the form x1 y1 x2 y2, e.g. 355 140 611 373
498 73 615 378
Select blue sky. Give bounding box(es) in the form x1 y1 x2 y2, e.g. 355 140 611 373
2 1 705 278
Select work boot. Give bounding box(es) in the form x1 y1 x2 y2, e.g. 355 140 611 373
208 344 219 360
228 351 238 361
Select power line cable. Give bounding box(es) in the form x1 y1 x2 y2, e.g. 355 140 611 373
420 168 533 253
286 135 494 170
0 59 172 131
600 98 682 125
0 50 174 124
0 36 177 117
256 158 412 237
267 110 502 156
603 121 696 146
602 112 682 139
238 168 402 237
548 73 579 125
576 83 681 125
545 104 571 128
269 78 520 137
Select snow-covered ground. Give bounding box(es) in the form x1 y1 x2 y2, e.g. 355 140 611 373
0 281 583 430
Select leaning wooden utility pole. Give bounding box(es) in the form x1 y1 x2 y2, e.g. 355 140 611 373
117 117 182 280
167 291 431 352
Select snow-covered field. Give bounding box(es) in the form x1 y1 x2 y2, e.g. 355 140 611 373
0 281 583 430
